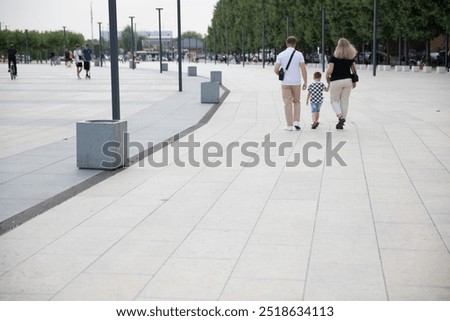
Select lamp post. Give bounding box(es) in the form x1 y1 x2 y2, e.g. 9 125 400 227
62 26 67 51
372 0 378 76
177 0 182 91
156 8 163 73
321 1 326 72
110 0 121 119
25 29 29 64
129 16 135 70
98 22 103 67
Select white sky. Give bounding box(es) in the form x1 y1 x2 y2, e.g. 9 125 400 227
0 0 217 38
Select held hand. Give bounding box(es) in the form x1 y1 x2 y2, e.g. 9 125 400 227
352 83 357 89
302 83 307 90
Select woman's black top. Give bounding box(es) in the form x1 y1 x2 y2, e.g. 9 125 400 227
329 56 354 81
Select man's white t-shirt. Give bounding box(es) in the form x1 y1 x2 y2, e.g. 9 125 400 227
276 47 305 85
74 49 83 63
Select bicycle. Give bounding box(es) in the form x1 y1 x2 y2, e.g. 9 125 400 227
9 63 16 80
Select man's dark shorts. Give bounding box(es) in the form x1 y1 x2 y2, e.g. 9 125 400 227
84 61 90 70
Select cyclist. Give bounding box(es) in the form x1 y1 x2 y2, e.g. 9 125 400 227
7 44 17 76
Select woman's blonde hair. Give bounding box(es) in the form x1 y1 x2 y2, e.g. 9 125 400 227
333 38 357 60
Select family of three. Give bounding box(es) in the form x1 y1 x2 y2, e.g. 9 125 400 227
274 36 358 131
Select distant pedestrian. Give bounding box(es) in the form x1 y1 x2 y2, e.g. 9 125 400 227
65 49 72 67
274 36 308 131
326 38 358 130
49 51 56 66
7 44 17 76
83 44 92 79
306 71 329 129
73 44 83 79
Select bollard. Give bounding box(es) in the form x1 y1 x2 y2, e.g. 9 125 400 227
76 120 128 170
201 82 220 104
188 66 197 76
211 71 222 85
436 66 446 74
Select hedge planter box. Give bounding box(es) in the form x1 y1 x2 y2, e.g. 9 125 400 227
77 120 128 170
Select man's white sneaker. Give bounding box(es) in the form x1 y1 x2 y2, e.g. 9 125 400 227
284 126 294 131
293 121 301 130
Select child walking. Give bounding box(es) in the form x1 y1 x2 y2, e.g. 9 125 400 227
306 71 329 129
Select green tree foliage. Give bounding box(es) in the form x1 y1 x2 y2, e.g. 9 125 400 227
0 29 84 61
207 0 449 57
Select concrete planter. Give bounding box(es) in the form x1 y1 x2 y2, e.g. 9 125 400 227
211 71 222 84
188 66 197 76
411 66 420 72
201 82 220 104
76 120 128 170
162 63 168 71
402 66 410 72
422 66 432 73
129 61 136 69
395 65 403 72
436 66 447 74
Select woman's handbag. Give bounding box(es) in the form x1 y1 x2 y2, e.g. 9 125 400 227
278 50 296 81
351 64 359 83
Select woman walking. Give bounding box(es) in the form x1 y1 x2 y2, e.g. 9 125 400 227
326 38 358 129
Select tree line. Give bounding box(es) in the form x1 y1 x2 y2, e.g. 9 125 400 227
206 0 450 63
0 29 85 61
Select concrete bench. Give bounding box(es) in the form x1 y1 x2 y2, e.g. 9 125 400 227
201 82 220 104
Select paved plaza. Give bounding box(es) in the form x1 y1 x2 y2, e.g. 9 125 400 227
0 60 449 300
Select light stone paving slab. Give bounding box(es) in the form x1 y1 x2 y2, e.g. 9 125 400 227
0 62 450 301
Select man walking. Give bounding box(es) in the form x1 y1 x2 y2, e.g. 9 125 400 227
7 44 17 76
83 44 92 79
274 36 308 131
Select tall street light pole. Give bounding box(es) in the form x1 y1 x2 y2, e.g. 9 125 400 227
322 1 326 72
25 29 29 64
177 0 182 91
63 26 67 51
129 16 135 70
109 0 121 119
372 0 378 76
156 8 163 73
98 22 103 67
